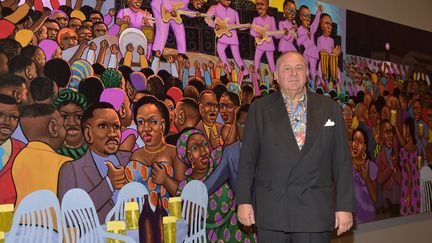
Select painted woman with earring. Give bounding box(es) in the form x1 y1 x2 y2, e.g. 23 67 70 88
124 96 183 208
352 127 378 224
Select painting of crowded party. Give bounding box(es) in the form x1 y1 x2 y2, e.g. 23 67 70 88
0 0 431 241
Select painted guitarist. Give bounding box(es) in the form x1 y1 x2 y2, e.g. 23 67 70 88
151 0 204 58
206 0 250 77
250 0 276 78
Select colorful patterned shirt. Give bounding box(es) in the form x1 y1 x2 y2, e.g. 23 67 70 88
282 92 307 150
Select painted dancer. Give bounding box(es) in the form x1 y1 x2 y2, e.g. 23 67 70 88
278 0 298 53
297 3 323 82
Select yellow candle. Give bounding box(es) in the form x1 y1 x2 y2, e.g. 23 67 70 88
390 109 397 126
0 204 14 232
168 197 182 220
106 221 126 243
125 202 139 230
0 231 4 243
163 216 176 243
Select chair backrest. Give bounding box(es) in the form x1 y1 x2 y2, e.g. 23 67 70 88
104 182 150 224
180 180 208 243
60 188 104 243
7 190 62 243
420 166 432 212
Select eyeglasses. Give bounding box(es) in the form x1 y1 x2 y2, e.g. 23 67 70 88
47 27 59 33
55 17 68 22
301 13 311 18
219 103 235 110
204 102 219 109
287 8 296 14
63 36 78 42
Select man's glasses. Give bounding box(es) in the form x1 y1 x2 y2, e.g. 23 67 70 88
219 103 235 110
204 102 219 109
286 9 296 14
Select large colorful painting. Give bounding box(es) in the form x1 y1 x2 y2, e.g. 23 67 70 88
0 0 431 241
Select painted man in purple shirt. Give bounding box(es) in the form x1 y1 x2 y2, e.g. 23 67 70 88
250 0 277 78
317 13 342 89
116 0 154 58
297 3 323 82
278 0 298 53
206 0 250 76
151 0 204 58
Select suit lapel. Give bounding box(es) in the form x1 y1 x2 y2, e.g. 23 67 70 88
300 92 326 156
268 92 300 152
81 150 104 188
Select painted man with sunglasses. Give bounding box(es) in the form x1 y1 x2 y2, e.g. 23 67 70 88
278 0 298 53
297 2 323 82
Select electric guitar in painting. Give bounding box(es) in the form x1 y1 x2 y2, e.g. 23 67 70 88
161 1 210 24
213 17 252 38
253 24 297 45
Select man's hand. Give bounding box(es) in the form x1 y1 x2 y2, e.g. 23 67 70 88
137 45 145 55
209 129 221 148
123 15 131 25
170 10 177 18
106 161 127 190
238 204 255 226
110 44 119 54
100 39 109 50
142 16 150 27
115 18 123 26
332 45 342 56
316 1 324 12
168 55 175 63
109 8 116 17
89 42 97 51
335 211 353 236
126 43 134 52
152 162 168 185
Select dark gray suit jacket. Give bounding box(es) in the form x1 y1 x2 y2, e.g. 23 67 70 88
57 149 131 223
236 91 355 232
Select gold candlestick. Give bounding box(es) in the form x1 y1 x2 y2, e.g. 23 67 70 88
0 204 14 232
125 202 139 230
107 221 126 243
163 216 176 243
168 197 182 220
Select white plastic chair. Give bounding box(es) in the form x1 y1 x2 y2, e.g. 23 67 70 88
180 180 208 243
61 188 135 243
6 190 62 243
105 182 151 224
420 165 432 212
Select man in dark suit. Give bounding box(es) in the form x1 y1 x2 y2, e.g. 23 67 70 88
236 51 354 242
58 102 131 223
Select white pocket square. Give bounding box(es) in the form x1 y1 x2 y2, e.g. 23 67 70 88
324 119 335 127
